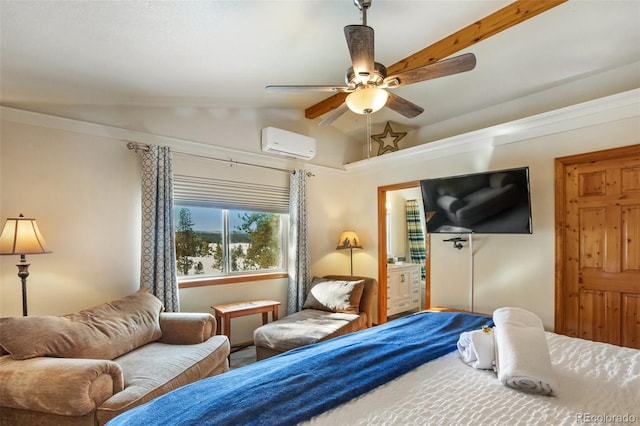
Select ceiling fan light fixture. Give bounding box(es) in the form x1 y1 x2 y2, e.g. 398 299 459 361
346 86 388 114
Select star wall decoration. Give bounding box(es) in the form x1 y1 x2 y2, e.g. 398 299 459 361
371 121 407 156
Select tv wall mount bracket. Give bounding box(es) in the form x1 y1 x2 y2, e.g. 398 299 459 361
443 237 466 249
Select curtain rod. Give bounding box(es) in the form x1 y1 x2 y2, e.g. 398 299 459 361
126 142 313 176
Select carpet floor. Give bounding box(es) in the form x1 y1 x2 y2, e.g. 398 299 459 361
229 344 257 369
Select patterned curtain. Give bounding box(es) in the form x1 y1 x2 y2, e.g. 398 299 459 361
405 199 426 280
140 145 179 312
287 169 310 315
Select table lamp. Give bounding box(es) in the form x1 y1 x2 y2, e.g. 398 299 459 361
336 230 362 276
0 214 51 316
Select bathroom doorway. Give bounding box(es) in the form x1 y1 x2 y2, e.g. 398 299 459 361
377 181 430 324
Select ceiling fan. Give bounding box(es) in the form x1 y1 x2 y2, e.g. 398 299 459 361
267 0 567 126
266 0 477 125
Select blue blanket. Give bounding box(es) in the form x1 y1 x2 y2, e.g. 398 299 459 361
108 311 492 426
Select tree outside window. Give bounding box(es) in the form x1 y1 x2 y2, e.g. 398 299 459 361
174 205 286 278
175 208 197 275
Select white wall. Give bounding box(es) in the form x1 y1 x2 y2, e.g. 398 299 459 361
333 101 639 329
28 105 361 168
306 169 359 277
0 108 351 344
0 123 300 345
1 91 637 340
0 120 141 316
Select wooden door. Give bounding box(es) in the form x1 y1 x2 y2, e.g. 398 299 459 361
555 144 640 349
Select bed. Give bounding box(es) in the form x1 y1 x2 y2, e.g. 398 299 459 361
107 311 639 426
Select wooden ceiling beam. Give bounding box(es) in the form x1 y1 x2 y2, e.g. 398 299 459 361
305 0 568 120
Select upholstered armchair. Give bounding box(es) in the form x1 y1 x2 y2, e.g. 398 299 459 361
254 275 377 360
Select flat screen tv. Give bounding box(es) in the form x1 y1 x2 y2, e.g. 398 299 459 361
420 167 532 234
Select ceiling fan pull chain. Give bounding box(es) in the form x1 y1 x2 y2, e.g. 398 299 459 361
366 111 372 160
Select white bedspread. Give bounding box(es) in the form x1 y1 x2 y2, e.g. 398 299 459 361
304 333 640 425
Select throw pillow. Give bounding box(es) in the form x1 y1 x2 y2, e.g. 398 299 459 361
303 277 365 314
0 289 163 360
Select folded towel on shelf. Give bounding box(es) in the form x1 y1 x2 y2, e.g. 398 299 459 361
457 326 495 369
493 307 557 396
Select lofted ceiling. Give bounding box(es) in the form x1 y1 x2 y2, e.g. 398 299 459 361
1 0 639 143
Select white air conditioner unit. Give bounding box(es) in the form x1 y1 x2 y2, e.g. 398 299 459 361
261 127 316 160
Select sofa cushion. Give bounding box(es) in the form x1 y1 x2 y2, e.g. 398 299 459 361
0 290 163 360
253 309 366 353
157 312 216 345
302 277 365 314
96 336 230 425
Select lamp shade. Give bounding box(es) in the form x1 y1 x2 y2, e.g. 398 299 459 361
345 86 389 114
0 215 50 255
336 230 363 250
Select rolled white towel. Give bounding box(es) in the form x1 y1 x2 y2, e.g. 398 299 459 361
493 307 557 396
457 326 495 369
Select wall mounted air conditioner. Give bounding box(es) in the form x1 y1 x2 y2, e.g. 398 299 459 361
261 127 316 160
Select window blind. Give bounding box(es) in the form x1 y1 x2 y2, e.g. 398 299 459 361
173 174 289 214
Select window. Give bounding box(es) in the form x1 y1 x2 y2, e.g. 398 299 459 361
174 205 287 279
172 173 290 281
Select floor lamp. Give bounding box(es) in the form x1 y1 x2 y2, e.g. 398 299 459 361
336 230 362 276
0 214 51 316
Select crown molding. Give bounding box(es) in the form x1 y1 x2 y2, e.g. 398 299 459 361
2 88 637 177
343 89 640 174
0 106 346 174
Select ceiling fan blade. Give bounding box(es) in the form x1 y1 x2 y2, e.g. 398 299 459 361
306 92 349 119
318 103 349 126
384 53 476 88
306 0 568 119
344 25 375 84
385 92 424 118
266 85 350 93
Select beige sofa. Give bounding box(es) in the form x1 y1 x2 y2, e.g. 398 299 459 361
254 275 377 360
0 290 230 426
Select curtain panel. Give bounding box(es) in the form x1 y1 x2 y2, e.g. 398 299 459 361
140 145 179 312
405 199 426 280
287 169 310 315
